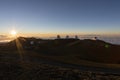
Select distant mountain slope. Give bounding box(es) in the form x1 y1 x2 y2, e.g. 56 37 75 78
8 37 120 64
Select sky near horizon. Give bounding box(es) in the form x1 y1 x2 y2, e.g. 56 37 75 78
0 0 120 38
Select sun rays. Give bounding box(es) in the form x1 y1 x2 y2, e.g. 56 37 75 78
15 38 24 63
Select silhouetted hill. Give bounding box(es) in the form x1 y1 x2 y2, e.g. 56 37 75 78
7 37 120 64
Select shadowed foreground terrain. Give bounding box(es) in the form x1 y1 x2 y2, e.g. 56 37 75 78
0 62 120 80
0 37 120 79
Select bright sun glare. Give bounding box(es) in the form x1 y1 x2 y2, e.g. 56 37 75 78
10 30 17 36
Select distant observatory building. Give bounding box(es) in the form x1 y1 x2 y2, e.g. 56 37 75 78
57 35 61 39
75 35 78 39
66 35 69 39
94 37 98 40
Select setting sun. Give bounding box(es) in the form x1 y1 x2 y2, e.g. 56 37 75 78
10 30 17 36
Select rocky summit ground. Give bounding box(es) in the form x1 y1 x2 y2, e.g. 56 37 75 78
0 62 120 80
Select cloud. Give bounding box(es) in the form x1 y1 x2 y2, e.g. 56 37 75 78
0 35 7 38
0 35 10 40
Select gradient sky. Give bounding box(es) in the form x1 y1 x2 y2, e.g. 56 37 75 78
0 0 120 37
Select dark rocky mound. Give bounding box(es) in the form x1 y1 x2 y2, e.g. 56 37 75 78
6 37 120 63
